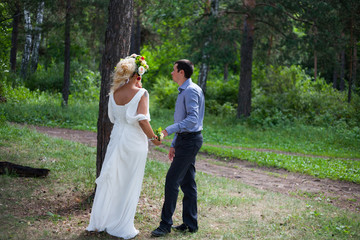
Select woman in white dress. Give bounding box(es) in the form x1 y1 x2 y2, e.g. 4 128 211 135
86 54 161 239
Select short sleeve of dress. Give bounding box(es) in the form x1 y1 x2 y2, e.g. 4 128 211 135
126 89 151 125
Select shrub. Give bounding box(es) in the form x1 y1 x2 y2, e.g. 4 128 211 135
25 61 64 92
250 64 359 128
150 76 178 109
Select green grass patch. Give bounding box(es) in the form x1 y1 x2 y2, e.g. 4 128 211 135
1 123 360 239
161 140 360 184
201 145 360 184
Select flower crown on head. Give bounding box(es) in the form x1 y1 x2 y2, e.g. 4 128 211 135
129 53 149 80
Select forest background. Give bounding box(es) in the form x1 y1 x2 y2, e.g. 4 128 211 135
0 0 359 129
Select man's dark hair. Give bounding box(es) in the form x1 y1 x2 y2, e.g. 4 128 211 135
175 59 194 79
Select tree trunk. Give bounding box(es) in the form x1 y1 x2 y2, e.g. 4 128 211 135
352 35 357 93
62 0 71 106
340 49 345 91
332 57 338 90
130 6 141 55
197 0 218 94
10 3 20 74
348 17 355 103
313 24 318 81
31 1 45 73
237 0 255 118
314 49 317 80
96 0 133 177
21 9 32 79
224 63 229 82
198 62 209 92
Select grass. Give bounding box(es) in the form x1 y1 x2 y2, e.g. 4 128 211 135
1 123 360 239
159 140 360 184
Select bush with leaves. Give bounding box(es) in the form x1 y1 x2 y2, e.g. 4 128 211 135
250 65 359 128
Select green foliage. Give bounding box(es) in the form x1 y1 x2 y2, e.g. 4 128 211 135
140 44 189 88
25 61 64 92
69 61 100 101
0 2 12 71
205 76 238 116
24 60 100 100
150 76 178 109
249 64 360 128
0 81 98 131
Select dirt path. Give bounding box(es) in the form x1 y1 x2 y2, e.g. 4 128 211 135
30 125 360 213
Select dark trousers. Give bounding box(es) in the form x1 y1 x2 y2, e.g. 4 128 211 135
160 132 203 231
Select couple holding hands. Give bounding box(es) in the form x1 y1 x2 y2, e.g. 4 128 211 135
86 54 205 239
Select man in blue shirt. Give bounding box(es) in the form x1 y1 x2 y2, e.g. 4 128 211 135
152 59 205 237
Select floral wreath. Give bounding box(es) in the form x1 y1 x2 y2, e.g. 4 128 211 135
129 53 149 80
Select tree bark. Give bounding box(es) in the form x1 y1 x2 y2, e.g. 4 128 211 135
10 3 20 74
31 1 44 73
313 25 318 81
62 0 71 106
198 61 209 92
348 16 356 103
237 0 255 118
96 0 133 177
340 49 345 91
130 6 141 55
21 8 32 79
332 54 338 90
224 63 229 82
197 0 218 94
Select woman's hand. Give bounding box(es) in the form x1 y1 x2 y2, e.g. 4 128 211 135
151 137 161 146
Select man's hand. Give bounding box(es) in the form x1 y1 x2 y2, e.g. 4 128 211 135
168 147 175 161
161 129 168 137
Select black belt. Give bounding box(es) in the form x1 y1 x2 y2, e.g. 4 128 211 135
177 131 201 136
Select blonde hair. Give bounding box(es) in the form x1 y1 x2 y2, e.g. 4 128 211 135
110 57 136 93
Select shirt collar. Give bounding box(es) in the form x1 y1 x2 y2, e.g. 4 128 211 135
178 78 192 93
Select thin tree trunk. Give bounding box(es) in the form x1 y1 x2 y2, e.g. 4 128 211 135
130 6 140 54
340 49 345 91
224 63 229 82
353 35 357 92
21 9 32 79
62 0 71 106
10 3 20 74
313 25 318 81
348 17 355 103
198 0 219 94
267 35 273 65
96 0 133 177
332 54 338 90
198 61 209 92
314 50 317 80
31 1 45 73
237 0 255 118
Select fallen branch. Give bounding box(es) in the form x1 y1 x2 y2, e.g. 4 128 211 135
0 161 50 178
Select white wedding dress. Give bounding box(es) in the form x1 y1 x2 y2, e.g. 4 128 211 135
86 88 150 239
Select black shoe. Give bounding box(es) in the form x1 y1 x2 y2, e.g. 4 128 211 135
151 227 170 237
172 223 198 233
172 223 188 232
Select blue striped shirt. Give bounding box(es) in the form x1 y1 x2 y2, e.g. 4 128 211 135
165 78 205 147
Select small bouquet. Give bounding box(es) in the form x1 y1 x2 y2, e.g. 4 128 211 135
154 127 164 141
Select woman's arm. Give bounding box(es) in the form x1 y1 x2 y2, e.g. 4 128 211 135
137 93 161 145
